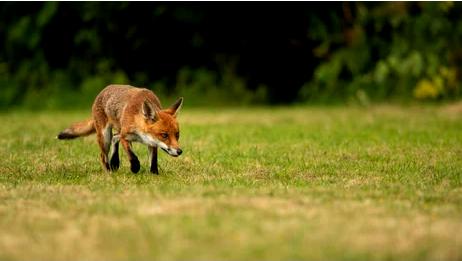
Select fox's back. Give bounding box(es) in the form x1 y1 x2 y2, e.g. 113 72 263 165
93 85 162 126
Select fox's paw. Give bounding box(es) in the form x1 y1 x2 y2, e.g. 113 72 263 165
150 166 159 175
103 162 110 171
130 157 140 173
110 154 120 171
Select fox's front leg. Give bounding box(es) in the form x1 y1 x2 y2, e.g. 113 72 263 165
120 136 140 173
148 146 158 174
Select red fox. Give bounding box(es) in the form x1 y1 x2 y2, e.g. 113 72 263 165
57 84 183 174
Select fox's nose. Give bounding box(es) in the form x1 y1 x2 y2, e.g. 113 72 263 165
177 148 182 155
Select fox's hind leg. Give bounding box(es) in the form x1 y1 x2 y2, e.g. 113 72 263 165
96 125 112 171
94 117 112 171
148 146 158 174
109 135 120 171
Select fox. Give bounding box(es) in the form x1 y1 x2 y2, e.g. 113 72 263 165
57 84 183 174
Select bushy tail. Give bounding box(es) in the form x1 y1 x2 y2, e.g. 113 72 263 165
57 119 95 140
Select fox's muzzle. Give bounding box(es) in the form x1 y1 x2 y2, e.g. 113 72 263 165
162 147 182 157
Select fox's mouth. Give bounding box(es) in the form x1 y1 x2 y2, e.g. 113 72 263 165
134 131 182 157
161 147 182 157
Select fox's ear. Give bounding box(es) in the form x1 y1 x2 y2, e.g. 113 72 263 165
142 101 158 121
166 97 183 117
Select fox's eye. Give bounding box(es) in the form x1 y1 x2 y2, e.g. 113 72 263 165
161 133 168 139
175 132 180 139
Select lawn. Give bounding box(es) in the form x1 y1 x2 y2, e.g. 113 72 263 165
0 105 461 260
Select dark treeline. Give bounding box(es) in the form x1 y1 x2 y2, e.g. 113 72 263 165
1 2 461 109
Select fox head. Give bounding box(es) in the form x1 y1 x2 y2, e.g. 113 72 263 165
140 97 183 157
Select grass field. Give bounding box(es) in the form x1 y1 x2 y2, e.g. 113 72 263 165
0 105 461 260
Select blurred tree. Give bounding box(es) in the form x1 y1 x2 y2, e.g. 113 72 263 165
300 2 462 103
0 2 461 109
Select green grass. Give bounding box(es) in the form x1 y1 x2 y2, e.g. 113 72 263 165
0 105 461 260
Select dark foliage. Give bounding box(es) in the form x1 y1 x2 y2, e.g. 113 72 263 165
0 2 461 109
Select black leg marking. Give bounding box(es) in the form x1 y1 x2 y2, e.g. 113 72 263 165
150 163 158 174
110 141 120 171
129 151 141 174
150 164 158 174
149 146 159 174
130 157 140 173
